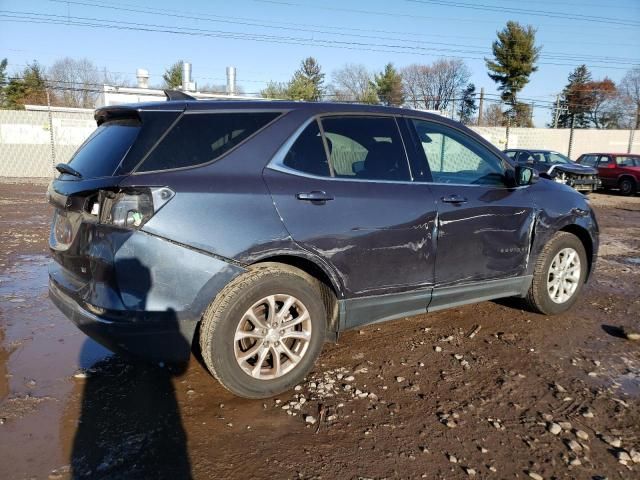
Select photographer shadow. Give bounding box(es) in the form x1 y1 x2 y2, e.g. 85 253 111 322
70 258 192 479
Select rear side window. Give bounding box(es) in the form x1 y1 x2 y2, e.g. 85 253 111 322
320 116 410 181
138 112 280 172
617 156 640 167
67 120 140 178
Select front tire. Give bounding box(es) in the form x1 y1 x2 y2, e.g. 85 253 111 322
199 263 326 399
524 232 588 315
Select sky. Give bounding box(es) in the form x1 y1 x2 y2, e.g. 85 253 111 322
1 0 639 126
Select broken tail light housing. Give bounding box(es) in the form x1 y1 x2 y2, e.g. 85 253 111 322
98 187 175 229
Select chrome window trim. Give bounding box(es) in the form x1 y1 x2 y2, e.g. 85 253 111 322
267 113 415 185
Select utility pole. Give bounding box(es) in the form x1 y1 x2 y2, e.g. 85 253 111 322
530 101 534 126
477 88 485 126
554 94 561 128
46 87 56 175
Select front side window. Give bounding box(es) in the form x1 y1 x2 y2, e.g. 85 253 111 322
320 116 411 181
410 119 505 185
138 112 280 172
598 155 612 166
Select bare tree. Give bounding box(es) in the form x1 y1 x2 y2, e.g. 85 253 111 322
402 59 470 111
481 103 505 127
329 63 377 103
620 67 640 129
48 57 103 108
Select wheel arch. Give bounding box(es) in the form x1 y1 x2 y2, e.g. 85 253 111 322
559 224 594 279
250 254 343 338
618 174 638 186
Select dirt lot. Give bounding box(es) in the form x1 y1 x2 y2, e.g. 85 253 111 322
0 182 639 480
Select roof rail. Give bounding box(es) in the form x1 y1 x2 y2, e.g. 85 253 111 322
164 89 197 101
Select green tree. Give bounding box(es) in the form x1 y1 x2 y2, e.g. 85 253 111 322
374 63 403 106
485 21 541 126
556 65 593 128
260 81 289 99
5 61 48 109
162 61 183 89
457 83 477 124
287 75 317 101
290 57 324 101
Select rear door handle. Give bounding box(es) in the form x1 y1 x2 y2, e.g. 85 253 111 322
296 191 334 203
441 194 468 204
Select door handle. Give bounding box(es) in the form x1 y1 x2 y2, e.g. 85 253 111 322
296 191 334 203
441 194 468 204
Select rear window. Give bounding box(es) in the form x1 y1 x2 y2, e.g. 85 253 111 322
138 112 280 172
67 120 140 178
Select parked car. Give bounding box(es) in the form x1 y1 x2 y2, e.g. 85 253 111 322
48 99 599 398
576 152 640 196
504 149 600 193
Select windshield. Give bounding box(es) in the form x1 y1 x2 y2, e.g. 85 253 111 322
66 120 141 178
531 151 571 164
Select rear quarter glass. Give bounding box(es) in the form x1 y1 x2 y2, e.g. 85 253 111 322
66 120 141 179
136 111 281 172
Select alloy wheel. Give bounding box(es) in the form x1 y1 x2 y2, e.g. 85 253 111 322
234 294 312 380
546 247 581 304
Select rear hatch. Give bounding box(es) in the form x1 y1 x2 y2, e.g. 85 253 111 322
48 105 181 286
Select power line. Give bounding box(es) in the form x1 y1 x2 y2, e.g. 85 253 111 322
47 0 640 65
256 0 640 29
404 0 640 28
0 10 637 70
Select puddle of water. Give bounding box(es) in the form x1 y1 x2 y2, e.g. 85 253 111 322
626 257 640 265
0 254 112 478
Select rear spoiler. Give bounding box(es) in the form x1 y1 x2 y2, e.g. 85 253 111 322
164 90 197 101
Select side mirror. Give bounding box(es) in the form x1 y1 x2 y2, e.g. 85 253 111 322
515 165 538 186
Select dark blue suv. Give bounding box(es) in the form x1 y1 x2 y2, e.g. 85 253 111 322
48 100 598 398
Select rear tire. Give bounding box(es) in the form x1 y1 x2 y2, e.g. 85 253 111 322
619 177 637 196
199 263 326 399
524 232 588 315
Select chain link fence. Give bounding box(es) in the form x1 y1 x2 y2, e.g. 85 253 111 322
0 108 94 178
0 108 638 181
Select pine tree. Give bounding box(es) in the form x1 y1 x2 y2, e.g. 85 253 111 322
556 65 592 128
457 83 477 124
290 57 324 101
374 63 403 106
162 61 183 89
485 21 540 126
5 61 48 109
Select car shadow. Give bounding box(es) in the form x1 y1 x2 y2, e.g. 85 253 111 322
70 258 193 479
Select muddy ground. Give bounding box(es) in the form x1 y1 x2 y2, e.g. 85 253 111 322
0 182 638 480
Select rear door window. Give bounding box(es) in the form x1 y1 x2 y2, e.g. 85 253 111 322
66 120 140 178
138 112 280 172
320 116 410 181
283 120 331 177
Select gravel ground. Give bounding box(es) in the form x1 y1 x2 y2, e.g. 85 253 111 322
0 183 639 480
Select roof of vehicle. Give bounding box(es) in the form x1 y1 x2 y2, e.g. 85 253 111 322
578 152 640 156
94 99 458 124
504 149 562 154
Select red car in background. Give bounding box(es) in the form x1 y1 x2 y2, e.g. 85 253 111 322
576 153 640 196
